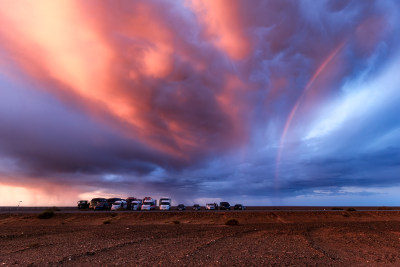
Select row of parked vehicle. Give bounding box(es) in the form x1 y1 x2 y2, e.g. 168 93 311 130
77 198 246 211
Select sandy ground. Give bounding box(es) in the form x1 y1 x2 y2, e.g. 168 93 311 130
1 210 400 266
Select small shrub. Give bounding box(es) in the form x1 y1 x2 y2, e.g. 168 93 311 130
225 218 239 226
173 220 180 224
332 207 344 210
110 213 117 217
103 219 111 224
346 207 356 212
378 206 392 210
37 210 55 219
51 206 61 211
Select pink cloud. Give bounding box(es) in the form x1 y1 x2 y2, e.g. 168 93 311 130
1 1 399 205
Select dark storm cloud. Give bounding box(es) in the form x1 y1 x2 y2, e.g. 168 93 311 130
0 0 400 204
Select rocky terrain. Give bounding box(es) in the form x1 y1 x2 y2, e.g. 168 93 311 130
1 210 400 266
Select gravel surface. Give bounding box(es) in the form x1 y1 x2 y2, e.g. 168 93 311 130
1 211 400 266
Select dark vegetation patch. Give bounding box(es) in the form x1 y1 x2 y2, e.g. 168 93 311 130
225 218 240 226
37 210 55 219
346 207 357 212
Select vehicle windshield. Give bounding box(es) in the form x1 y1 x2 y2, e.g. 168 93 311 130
143 202 153 205
160 202 170 205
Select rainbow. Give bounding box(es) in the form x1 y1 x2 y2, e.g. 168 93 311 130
274 41 346 191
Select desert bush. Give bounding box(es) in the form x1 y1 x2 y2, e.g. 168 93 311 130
173 220 180 224
37 210 55 219
110 213 118 217
51 206 61 211
346 207 357 212
103 219 111 224
332 207 344 210
225 218 239 226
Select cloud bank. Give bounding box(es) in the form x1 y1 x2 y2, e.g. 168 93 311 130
0 0 400 205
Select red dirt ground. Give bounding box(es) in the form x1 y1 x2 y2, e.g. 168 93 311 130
1 210 400 266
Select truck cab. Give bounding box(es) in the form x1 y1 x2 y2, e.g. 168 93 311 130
141 197 157 210
111 200 127 211
159 198 172 211
131 199 142 210
77 200 89 209
219 202 231 210
89 198 107 210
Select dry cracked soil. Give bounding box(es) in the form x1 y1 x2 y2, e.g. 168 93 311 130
1 210 400 266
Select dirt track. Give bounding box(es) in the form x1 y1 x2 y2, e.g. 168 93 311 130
1 211 400 266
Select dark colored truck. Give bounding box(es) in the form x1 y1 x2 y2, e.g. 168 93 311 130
77 200 89 209
219 202 231 210
89 198 108 210
233 204 246 210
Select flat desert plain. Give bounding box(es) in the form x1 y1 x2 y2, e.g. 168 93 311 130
1 210 400 266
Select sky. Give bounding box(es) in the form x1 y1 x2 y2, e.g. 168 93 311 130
1 0 400 206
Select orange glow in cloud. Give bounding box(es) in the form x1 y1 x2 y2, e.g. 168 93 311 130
143 45 173 78
188 0 251 60
0 1 139 126
0 1 199 160
0 1 112 101
274 41 346 188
